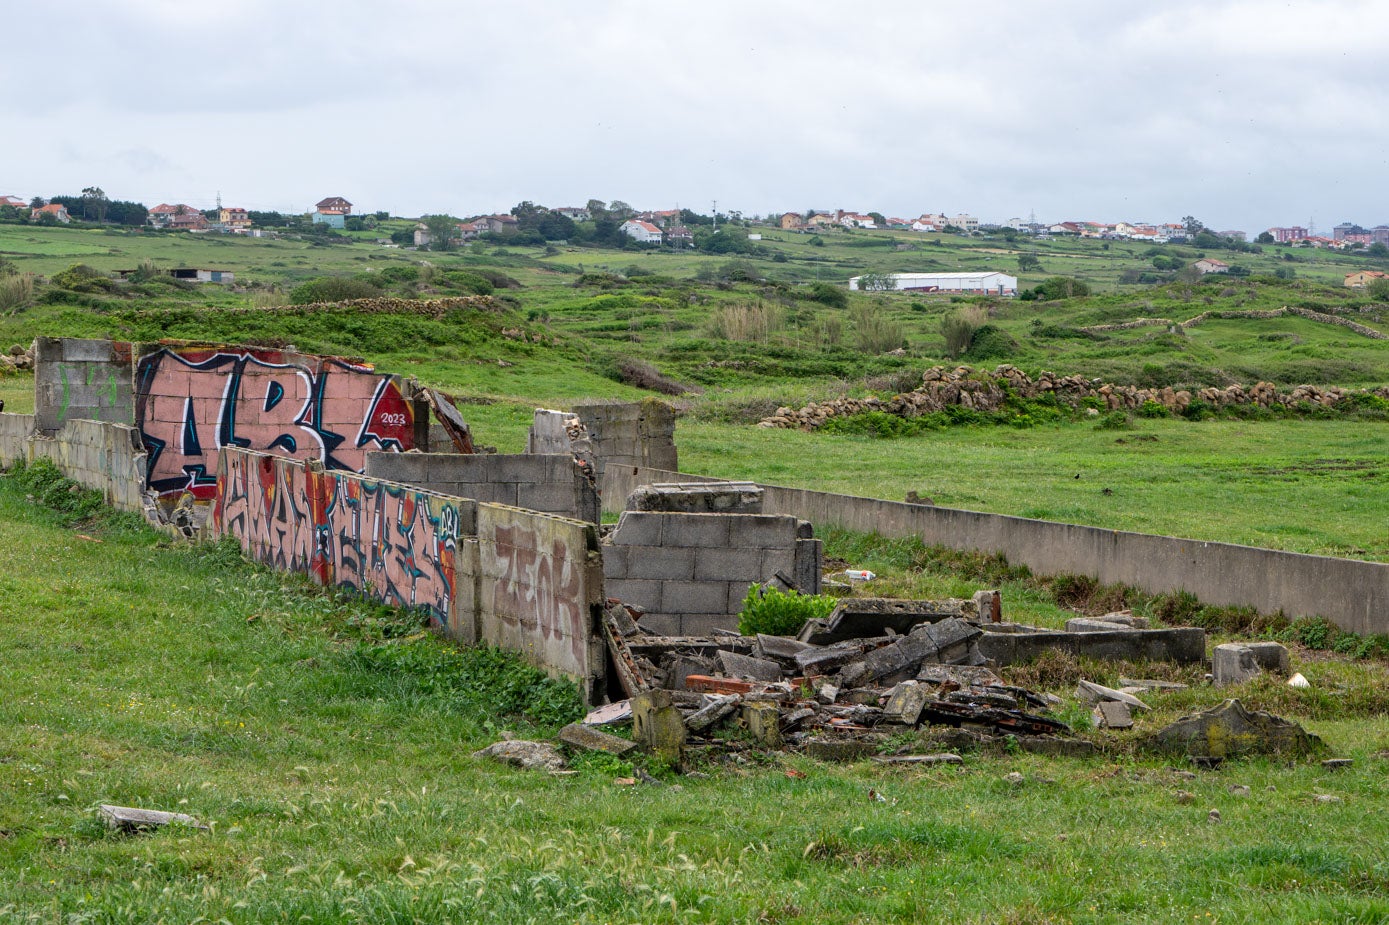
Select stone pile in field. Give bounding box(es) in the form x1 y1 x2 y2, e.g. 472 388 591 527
758 364 1389 430
1 343 34 373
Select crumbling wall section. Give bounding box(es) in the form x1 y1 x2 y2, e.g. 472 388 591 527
573 400 677 483
33 337 135 433
607 466 1389 637
365 452 599 523
603 511 821 636
214 447 604 699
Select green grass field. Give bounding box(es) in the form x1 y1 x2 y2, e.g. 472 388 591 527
3 471 1389 924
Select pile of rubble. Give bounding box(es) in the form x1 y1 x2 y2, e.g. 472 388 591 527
758 364 1389 430
0 344 34 374
598 597 1082 763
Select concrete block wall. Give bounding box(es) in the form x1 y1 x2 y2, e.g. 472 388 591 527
0 412 35 468
0 412 147 512
365 452 599 523
571 399 678 485
603 511 821 636
606 466 1389 638
33 337 135 433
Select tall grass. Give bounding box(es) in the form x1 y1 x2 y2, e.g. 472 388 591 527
707 300 784 342
941 305 987 357
851 303 905 353
0 273 34 312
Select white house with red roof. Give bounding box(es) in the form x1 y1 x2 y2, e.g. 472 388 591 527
31 203 70 223
619 219 664 244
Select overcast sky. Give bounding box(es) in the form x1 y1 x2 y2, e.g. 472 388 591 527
4 1 1387 232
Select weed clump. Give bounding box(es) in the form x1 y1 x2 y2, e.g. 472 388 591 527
6 457 106 524
737 585 837 636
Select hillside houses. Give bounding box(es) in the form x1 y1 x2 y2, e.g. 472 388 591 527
1345 270 1388 289
148 203 208 231
1193 258 1229 274
30 203 70 224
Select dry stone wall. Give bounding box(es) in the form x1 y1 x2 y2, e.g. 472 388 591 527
760 364 1389 430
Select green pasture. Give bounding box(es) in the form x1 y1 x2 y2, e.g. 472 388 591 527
2 470 1389 923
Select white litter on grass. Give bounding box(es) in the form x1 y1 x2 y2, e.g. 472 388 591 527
842 570 876 581
1287 673 1311 689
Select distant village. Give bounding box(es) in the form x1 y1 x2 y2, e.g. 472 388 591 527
3 190 1388 294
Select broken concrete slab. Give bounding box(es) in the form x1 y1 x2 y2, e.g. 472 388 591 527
717 650 783 682
1093 701 1134 729
1147 699 1323 759
882 682 931 725
1213 643 1261 687
473 740 568 772
851 630 939 685
799 598 966 645
626 482 764 514
583 700 633 726
685 694 742 734
803 738 876 762
663 655 716 691
873 753 964 766
754 633 812 665
1075 679 1150 711
559 723 640 758
1119 678 1189 692
917 664 1003 687
1066 617 1147 633
99 805 208 833
972 589 1002 623
977 627 1206 666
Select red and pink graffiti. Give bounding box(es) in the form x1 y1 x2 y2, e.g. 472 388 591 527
136 346 414 498
216 449 459 625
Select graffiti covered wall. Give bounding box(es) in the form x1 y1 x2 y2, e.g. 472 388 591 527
215 449 605 698
136 345 416 498
215 448 465 627
476 503 604 690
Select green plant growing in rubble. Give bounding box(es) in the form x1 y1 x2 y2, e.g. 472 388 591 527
736 584 837 636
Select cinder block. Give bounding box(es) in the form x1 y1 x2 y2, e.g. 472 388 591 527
661 580 732 615
680 612 741 636
727 582 757 614
694 546 768 582
609 511 663 546
760 548 796 578
605 578 662 612
366 451 429 482
601 545 630 580
728 514 798 548
664 513 730 548
1245 641 1290 673
517 482 579 515
637 613 681 636
61 339 120 363
629 547 696 581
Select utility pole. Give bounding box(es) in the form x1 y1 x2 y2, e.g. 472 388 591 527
712 200 717 233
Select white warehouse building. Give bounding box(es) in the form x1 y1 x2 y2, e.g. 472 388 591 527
848 271 1018 296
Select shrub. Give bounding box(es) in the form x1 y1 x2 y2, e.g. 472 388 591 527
1136 399 1170 419
288 276 382 304
6 457 106 523
941 306 986 357
1094 410 1131 430
1032 276 1091 301
737 585 837 636
52 263 114 293
804 282 847 308
438 271 494 295
965 324 1018 360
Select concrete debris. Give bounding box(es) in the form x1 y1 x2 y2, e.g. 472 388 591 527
1119 678 1189 692
1245 641 1291 673
1093 701 1134 729
1075 679 1151 711
1147 699 1323 759
874 753 964 766
473 740 568 772
1212 643 1261 687
978 625 1206 665
594 597 1079 763
1321 758 1353 770
559 723 640 758
99 804 207 833
583 700 633 726
626 481 763 514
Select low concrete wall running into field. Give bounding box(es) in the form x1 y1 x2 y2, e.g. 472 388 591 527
604 466 1389 636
